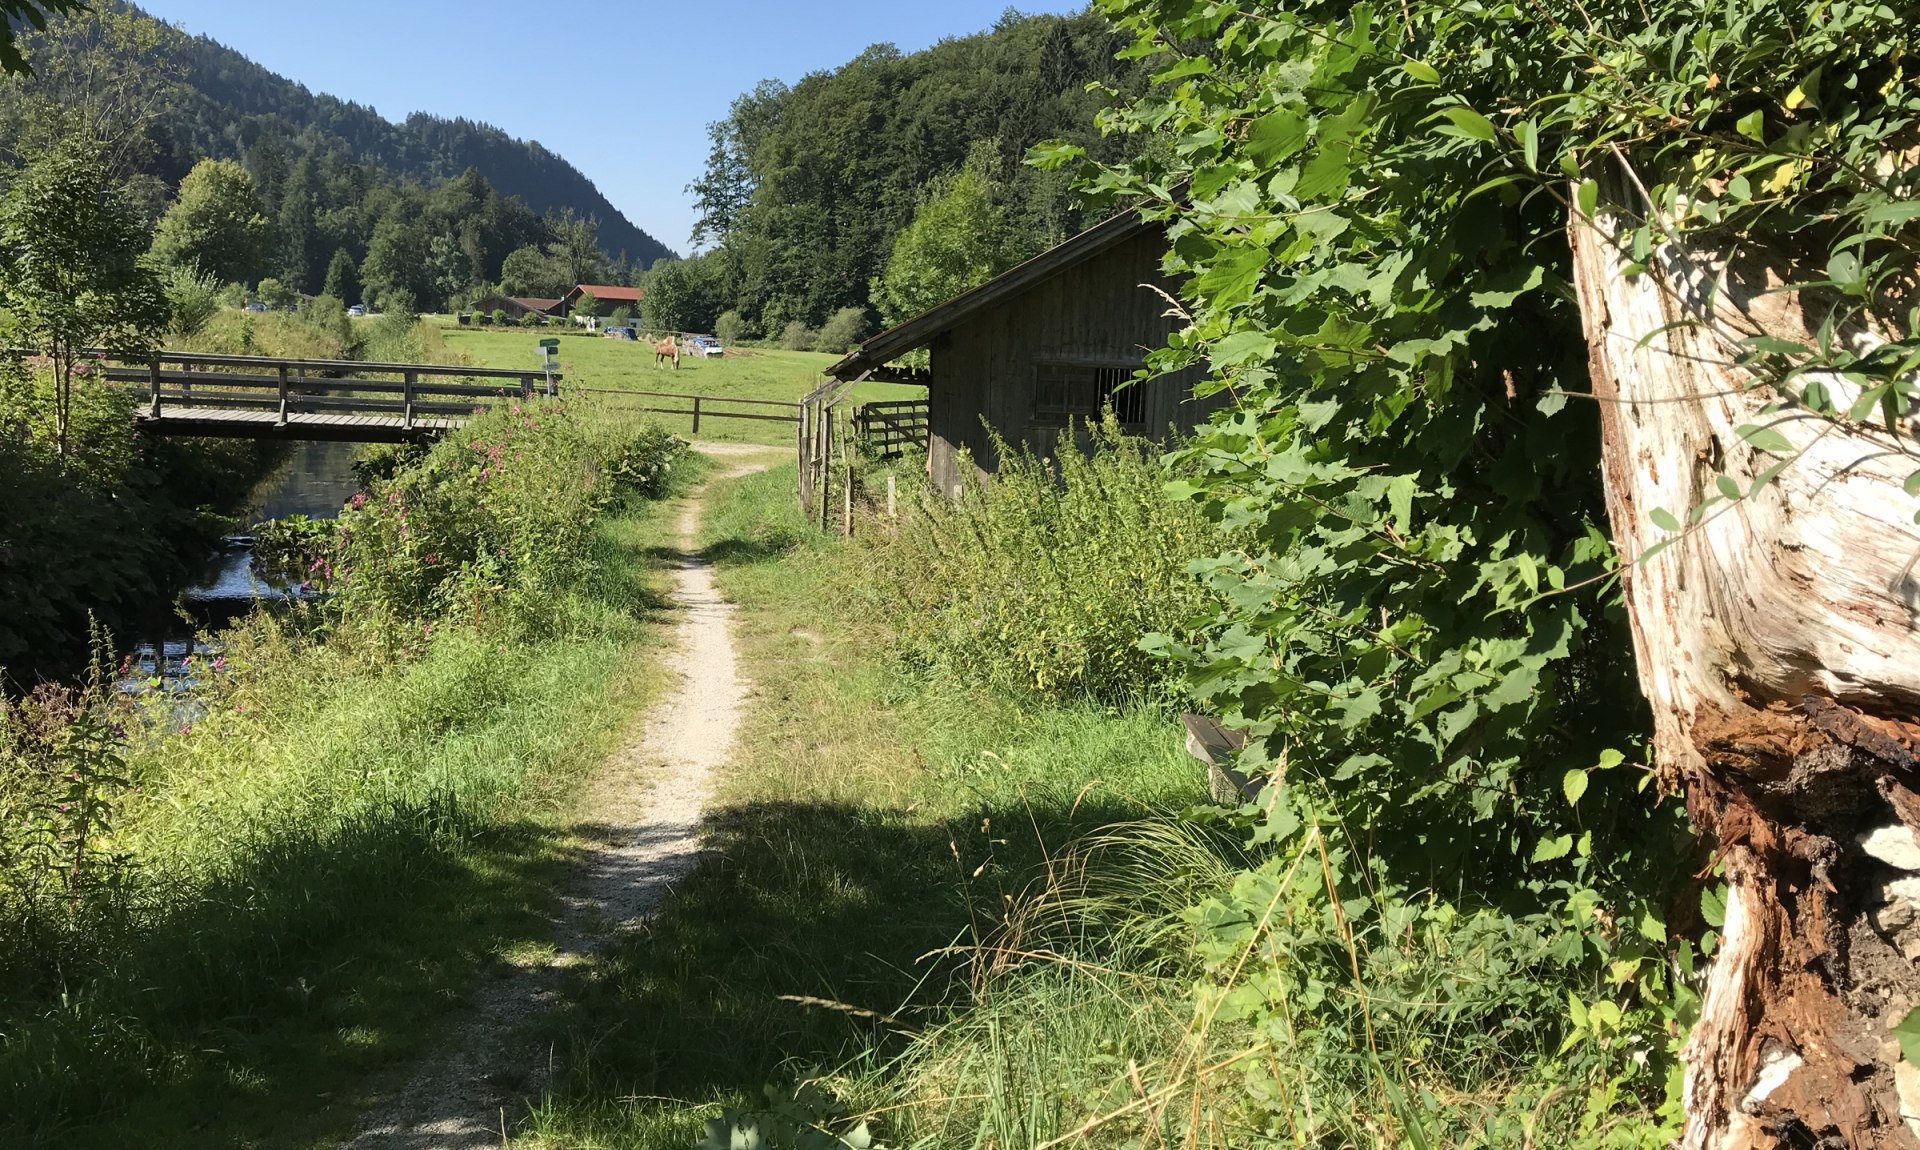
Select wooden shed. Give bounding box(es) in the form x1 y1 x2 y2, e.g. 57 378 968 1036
825 207 1224 493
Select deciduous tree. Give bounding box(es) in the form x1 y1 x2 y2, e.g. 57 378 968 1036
149 158 270 284
0 146 167 455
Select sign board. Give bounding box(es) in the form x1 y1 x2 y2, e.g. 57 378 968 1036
538 338 560 349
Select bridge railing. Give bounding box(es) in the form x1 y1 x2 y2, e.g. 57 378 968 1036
96 351 558 432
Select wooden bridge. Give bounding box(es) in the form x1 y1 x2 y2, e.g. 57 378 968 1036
104 352 558 443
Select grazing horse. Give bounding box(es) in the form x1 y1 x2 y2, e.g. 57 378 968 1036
652 335 680 369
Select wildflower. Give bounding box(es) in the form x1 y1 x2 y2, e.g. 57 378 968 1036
350 493 367 510
180 724 192 735
57 804 69 813
212 656 226 672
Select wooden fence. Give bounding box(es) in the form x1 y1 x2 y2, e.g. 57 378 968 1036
565 386 799 435
852 398 929 459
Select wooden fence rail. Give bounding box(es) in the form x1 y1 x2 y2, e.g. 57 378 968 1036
852 398 929 459
566 386 800 435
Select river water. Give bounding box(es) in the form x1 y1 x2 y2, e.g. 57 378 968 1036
125 440 363 694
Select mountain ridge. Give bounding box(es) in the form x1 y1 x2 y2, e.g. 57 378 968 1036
160 20 674 266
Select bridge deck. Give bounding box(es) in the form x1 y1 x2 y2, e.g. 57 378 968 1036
136 406 464 443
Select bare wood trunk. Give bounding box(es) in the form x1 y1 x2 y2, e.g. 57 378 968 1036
1572 163 1920 1148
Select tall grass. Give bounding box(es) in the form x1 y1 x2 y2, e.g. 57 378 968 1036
0 406 692 1147
868 418 1219 703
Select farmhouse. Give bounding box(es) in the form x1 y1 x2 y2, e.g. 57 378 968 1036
825 207 1223 493
559 284 644 317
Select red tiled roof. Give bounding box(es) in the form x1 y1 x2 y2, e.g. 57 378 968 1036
568 284 644 302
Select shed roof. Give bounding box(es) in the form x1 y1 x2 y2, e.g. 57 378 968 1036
565 284 644 303
827 206 1159 380
510 297 562 311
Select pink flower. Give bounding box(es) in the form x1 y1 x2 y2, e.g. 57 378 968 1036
350 493 367 509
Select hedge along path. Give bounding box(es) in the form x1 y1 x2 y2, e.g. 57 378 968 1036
349 442 784 1150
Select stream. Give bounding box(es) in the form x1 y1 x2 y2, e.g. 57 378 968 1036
124 439 363 693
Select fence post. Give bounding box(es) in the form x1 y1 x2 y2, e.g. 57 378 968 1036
148 354 161 418
692 394 701 436
522 372 534 402
277 364 289 426
843 458 853 538
403 371 416 430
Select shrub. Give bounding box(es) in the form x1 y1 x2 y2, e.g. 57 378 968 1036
255 277 295 311
519 311 541 328
815 306 867 354
476 312 492 326
869 418 1217 702
162 265 221 339
714 309 748 346
780 319 814 351
609 305 631 327
322 403 685 634
492 308 507 326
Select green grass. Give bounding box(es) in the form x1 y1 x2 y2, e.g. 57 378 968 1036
0 448 703 1148
432 321 924 446
519 462 1211 1149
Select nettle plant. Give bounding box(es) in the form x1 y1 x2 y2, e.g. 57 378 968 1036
1030 0 1918 1137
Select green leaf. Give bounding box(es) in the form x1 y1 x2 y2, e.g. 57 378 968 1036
1533 833 1574 862
1191 245 1270 311
1575 178 1599 220
1517 119 1540 172
1735 422 1795 454
1649 507 1681 532
1439 106 1497 142
1735 109 1766 141
1864 201 1920 226
1209 330 1279 368
1701 884 1727 928
1402 59 1440 84
1906 470 1920 498
1637 905 1667 944
1469 263 1547 308
1244 110 1309 166
1715 475 1743 501
1563 768 1589 806
1894 1008 1920 1065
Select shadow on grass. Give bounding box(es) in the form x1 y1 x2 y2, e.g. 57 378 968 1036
0 794 588 1149
534 788 1176 1137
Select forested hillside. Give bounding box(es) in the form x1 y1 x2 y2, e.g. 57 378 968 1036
646 10 1147 343
0 1 671 308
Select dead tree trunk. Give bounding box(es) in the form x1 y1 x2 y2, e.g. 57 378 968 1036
1571 163 1920 1148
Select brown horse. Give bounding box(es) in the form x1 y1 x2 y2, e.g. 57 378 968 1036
652 335 680 369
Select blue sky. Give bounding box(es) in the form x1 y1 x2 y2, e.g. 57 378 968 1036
137 1 1090 255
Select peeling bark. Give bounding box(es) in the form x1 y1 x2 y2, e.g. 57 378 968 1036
1570 163 1920 1149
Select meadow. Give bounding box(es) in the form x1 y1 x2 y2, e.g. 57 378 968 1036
430 321 926 447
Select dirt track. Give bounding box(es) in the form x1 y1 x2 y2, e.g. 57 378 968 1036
347 444 777 1149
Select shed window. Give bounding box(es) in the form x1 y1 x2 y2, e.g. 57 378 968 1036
1032 362 1146 428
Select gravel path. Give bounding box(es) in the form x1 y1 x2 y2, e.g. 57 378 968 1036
347 448 774 1149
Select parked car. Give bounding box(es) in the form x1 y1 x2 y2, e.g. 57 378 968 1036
687 335 724 358
604 326 635 340
347 305 366 317
244 301 268 313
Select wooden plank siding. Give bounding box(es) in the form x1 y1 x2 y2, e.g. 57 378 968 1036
923 229 1218 494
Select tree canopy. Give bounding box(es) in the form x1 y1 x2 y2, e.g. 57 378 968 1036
148 158 270 283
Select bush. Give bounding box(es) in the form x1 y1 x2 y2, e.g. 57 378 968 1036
162 265 221 339
492 308 507 326
519 311 541 328
780 319 814 351
869 418 1217 702
255 277 295 311
476 312 492 326
714 309 748 346
322 403 685 634
815 306 867 354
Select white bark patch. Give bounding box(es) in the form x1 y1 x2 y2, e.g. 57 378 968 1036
1738 1046 1806 1115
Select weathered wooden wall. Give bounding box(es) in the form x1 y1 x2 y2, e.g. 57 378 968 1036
925 229 1217 493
